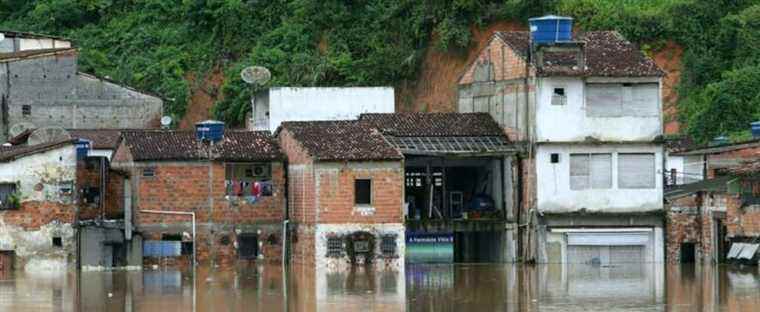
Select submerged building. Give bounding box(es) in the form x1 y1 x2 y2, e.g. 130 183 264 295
458 16 666 263
112 129 286 266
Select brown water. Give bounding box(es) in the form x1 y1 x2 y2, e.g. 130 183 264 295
0 263 758 311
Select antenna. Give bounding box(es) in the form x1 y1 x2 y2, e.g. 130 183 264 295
241 66 271 85
160 116 173 129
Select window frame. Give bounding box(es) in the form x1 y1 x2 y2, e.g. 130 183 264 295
0 182 19 210
551 87 566 106
354 178 372 206
618 153 656 189
569 153 613 190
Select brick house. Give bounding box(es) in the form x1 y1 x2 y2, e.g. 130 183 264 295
277 120 405 269
112 130 285 267
458 17 667 263
664 160 760 264
0 139 78 271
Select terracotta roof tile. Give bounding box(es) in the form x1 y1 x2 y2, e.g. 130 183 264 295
359 113 505 137
121 130 281 162
280 120 402 161
731 160 760 176
495 31 664 77
68 129 123 150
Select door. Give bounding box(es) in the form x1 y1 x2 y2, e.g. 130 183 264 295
0 251 13 272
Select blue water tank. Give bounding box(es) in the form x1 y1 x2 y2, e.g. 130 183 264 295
751 121 760 139
195 120 225 142
75 139 90 159
529 15 573 45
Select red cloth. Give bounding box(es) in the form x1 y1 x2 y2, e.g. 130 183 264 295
251 182 262 197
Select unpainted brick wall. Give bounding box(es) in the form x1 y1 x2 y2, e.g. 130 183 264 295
132 160 285 264
459 37 529 85
1 201 75 230
726 179 760 237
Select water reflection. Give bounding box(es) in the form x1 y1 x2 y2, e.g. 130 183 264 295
0 263 759 311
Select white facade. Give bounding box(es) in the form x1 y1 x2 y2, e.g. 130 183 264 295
536 144 663 213
0 32 72 53
545 228 665 264
664 154 704 186
251 87 395 132
535 77 661 142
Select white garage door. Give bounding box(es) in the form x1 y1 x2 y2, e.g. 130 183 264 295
566 232 650 264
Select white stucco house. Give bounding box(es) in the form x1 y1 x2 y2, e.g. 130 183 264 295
248 87 395 132
458 17 667 264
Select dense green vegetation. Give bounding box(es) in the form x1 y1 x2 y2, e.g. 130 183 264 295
0 0 758 144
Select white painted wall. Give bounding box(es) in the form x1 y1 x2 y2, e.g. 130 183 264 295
314 223 405 270
536 143 663 213
252 87 395 132
0 144 77 203
665 154 704 185
545 227 664 263
535 77 662 142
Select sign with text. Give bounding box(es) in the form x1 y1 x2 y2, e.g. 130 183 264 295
405 232 454 263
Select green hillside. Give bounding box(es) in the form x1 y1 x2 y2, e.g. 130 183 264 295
1 0 758 144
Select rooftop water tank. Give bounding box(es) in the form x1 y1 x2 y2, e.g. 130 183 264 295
75 139 90 159
751 121 760 139
529 15 573 45
195 120 225 142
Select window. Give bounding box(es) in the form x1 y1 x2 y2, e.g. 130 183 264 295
551 88 566 105
0 183 18 210
225 163 272 197
326 237 343 258
52 237 62 247
142 167 155 177
355 179 372 205
21 105 31 116
618 153 656 189
82 186 100 204
550 153 560 163
570 154 612 190
238 234 258 259
381 235 397 257
586 83 659 117
162 234 192 256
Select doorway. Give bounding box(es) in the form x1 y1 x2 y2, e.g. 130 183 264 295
680 242 696 263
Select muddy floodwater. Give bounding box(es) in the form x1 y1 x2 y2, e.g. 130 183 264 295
1 263 759 311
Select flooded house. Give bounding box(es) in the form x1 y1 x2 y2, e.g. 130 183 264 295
111 125 285 267
0 31 163 141
359 113 519 263
0 139 78 271
277 120 405 269
458 16 666 263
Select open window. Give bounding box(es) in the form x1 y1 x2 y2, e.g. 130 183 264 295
354 179 372 206
0 183 19 210
225 163 273 197
551 88 566 105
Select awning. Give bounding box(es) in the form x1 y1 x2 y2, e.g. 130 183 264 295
385 136 517 156
727 243 759 260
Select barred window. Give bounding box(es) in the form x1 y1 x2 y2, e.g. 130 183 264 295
326 237 343 258
381 235 397 256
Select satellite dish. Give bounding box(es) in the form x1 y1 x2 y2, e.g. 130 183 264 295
8 122 36 138
241 66 271 85
160 116 173 128
28 127 70 146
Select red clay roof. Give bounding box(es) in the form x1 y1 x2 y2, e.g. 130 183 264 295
280 120 402 161
68 129 123 150
121 130 281 162
495 31 664 77
359 113 505 137
731 160 760 176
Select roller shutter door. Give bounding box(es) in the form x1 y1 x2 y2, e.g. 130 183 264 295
565 232 650 264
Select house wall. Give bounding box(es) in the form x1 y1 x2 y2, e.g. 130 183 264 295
534 77 662 142
536 143 663 213
726 179 760 238
706 145 760 177
665 192 727 264
0 145 77 271
0 52 163 139
126 160 286 266
251 87 395 132
665 154 704 186
457 37 534 141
